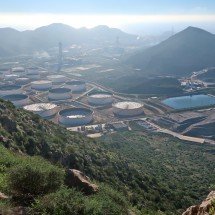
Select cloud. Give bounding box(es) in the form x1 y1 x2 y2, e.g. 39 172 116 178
0 13 215 30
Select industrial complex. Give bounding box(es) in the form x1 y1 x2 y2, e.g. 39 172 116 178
1 41 215 144
0 63 155 135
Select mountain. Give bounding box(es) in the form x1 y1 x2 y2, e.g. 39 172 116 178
129 27 215 76
0 23 137 56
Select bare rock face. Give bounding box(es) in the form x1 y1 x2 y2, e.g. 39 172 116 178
0 192 9 199
65 169 99 195
182 191 215 215
0 135 8 143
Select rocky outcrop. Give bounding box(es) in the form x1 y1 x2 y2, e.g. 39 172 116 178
65 169 99 195
0 135 8 143
182 191 215 215
0 192 9 199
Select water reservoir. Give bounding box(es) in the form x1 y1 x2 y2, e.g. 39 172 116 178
161 94 215 109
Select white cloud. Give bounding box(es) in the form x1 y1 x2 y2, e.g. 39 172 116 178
0 13 215 30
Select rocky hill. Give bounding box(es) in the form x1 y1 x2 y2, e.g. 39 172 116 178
182 191 215 215
129 26 215 76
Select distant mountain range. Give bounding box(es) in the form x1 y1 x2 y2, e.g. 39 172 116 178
0 23 137 56
129 26 215 76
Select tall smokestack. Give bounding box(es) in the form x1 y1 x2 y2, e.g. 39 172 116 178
58 42 62 71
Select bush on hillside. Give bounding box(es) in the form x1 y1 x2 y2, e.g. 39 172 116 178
30 185 129 215
8 157 64 196
30 187 85 215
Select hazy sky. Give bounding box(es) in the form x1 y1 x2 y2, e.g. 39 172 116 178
1 0 215 34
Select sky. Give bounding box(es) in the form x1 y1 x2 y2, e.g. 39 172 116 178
1 0 215 35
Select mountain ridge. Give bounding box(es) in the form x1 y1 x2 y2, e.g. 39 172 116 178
0 23 137 56
129 26 215 76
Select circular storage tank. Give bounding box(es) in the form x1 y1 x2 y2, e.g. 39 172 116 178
88 92 113 106
23 103 58 118
112 101 144 117
47 75 66 83
59 107 93 126
0 85 22 97
4 74 19 81
0 71 5 79
11 67 25 75
65 80 86 92
2 94 29 107
0 69 10 75
26 72 40 80
31 80 52 90
48 88 71 100
15 77 30 85
26 67 39 74
39 70 49 77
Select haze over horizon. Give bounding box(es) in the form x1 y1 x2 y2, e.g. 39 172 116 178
1 0 215 35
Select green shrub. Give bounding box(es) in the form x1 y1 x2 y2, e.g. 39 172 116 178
31 185 129 215
209 199 215 215
8 157 64 196
85 184 128 215
30 187 85 215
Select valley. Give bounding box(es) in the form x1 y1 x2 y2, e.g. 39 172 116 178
0 23 215 215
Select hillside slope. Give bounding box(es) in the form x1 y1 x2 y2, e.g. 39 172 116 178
0 99 172 214
129 27 215 76
100 122 215 214
1 99 214 214
0 23 137 56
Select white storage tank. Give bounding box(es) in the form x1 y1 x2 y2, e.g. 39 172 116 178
112 101 144 117
0 68 10 75
59 107 93 126
65 80 86 92
38 70 49 77
11 67 25 76
47 75 66 83
48 88 71 100
15 78 30 85
0 70 8 79
26 67 39 74
26 72 40 80
4 74 19 81
23 103 58 118
31 80 52 90
0 85 22 97
2 94 29 107
88 92 113 106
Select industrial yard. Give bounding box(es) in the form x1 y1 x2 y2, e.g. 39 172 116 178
0 60 165 136
1 42 215 144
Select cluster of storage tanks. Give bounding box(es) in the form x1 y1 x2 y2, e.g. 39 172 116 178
0 66 145 127
0 65 88 106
